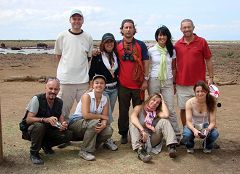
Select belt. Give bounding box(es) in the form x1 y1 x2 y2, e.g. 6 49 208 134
105 84 118 89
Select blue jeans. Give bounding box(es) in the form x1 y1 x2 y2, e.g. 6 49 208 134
183 123 219 150
104 88 118 124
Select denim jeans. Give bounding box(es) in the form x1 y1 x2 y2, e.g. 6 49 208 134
104 87 118 124
183 123 219 150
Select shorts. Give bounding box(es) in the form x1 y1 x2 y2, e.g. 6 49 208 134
176 85 194 109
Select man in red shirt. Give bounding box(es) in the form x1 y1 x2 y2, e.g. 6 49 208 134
116 19 149 144
175 19 214 127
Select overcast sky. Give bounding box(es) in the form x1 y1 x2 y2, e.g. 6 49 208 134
1 0 240 40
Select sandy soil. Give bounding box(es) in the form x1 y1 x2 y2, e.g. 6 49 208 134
0 43 240 173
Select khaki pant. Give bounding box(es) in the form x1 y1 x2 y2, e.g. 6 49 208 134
69 119 113 153
129 119 177 151
57 83 89 119
148 78 181 137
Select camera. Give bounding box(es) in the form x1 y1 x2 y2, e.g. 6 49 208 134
122 53 134 62
54 121 62 129
198 129 207 139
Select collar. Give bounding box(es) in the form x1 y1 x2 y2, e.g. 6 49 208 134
68 29 84 35
179 33 199 44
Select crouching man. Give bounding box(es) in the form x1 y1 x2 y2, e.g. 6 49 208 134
24 77 72 165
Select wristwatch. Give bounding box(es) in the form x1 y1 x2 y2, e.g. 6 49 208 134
144 76 149 81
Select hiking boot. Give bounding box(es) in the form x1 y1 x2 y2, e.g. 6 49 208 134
103 138 118 151
137 147 152 163
168 144 177 158
42 146 55 155
203 148 212 154
213 142 220 149
187 148 194 154
57 142 71 148
120 135 128 144
30 153 44 165
79 150 95 161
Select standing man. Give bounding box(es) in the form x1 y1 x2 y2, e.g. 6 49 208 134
55 9 93 119
116 19 149 144
24 77 72 165
175 19 214 128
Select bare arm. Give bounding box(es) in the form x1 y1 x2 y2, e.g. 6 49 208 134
56 54 61 63
141 60 150 90
26 111 58 127
81 94 109 121
186 99 200 137
172 59 176 84
206 58 214 85
207 108 217 131
158 97 169 118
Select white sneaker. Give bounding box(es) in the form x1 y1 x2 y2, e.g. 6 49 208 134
79 150 95 161
187 148 194 154
103 138 118 151
203 148 212 154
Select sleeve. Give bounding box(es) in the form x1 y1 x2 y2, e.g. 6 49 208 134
140 41 149 61
26 96 39 114
89 55 99 80
202 39 212 59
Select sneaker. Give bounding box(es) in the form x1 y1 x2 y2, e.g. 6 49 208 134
79 150 96 161
103 138 118 151
168 144 177 158
120 135 128 144
137 147 152 163
42 146 55 155
57 142 71 148
203 148 212 154
187 148 194 154
30 153 44 165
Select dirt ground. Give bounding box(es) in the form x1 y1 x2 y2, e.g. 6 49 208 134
0 43 240 173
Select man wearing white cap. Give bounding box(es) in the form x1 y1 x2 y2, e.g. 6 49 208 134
55 9 93 119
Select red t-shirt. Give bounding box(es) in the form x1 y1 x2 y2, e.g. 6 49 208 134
116 38 149 89
175 34 212 86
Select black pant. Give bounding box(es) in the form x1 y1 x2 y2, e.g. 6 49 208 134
118 85 142 136
28 122 72 155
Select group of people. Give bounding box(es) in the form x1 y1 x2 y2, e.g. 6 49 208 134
21 9 219 165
